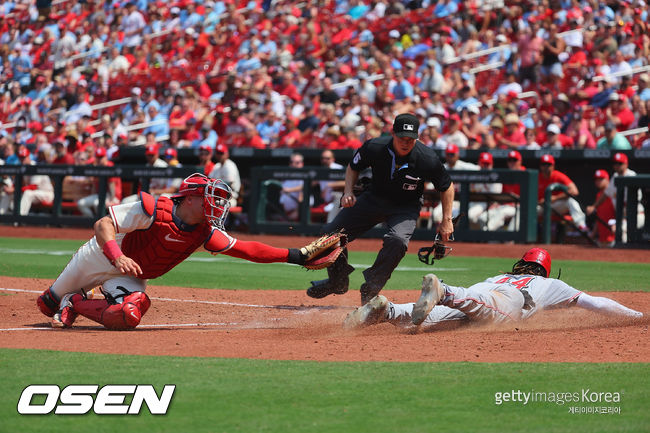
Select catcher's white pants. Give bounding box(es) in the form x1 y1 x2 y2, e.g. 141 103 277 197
49 236 146 301
20 189 54 215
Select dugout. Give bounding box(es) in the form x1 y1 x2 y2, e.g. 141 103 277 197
247 166 538 243
0 165 196 227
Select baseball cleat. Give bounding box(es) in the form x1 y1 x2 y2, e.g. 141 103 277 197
360 283 382 305
307 279 348 299
343 295 389 330
51 294 79 328
412 274 445 326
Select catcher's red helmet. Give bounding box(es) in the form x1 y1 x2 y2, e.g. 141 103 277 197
172 173 232 229
521 248 551 278
172 173 210 198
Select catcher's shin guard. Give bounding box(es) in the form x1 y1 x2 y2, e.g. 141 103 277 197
37 288 60 317
72 291 151 330
307 252 354 299
52 293 79 328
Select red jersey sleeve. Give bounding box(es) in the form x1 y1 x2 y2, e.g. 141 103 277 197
222 240 289 263
204 229 237 253
204 230 289 262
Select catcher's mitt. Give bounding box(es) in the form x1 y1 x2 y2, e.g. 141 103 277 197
301 232 347 270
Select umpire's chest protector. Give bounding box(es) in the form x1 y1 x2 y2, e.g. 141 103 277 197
355 138 450 204
121 194 211 279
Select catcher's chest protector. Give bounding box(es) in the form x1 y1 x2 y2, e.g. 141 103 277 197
121 196 210 279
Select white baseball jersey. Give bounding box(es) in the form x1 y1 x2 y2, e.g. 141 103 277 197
483 274 582 320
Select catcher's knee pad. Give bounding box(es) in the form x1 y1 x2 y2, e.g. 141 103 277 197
37 288 59 317
72 292 150 330
102 292 151 330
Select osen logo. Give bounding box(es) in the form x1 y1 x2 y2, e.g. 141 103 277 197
17 384 175 415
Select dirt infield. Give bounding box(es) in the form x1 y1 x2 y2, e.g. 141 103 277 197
1 226 648 362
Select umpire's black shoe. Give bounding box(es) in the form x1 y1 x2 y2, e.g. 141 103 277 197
360 283 382 305
307 279 348 299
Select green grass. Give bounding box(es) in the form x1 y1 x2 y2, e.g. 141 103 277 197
0 237 648 292
1 235 648 432
0 349 647 433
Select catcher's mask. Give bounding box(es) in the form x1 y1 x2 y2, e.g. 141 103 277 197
173 173 232 229
417 233 453 265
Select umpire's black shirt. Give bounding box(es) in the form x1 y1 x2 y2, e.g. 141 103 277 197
350 135 452 205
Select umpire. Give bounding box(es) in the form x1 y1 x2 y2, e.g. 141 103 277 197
307 113 455 304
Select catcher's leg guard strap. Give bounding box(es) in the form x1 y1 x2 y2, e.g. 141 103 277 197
37 288 60 317
72 292 151 330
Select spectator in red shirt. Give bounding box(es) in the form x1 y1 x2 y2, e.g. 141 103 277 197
196 74 212 100
323 125 347 149
169 98 196 130
566 113 596 149
52 140 75 165
278 118 301 148
499 113 526 149
242 126 266 149
544 124 574 149
198 145 215 176
537 154 587 232
605 93 635 131
516 20 543 86
537 88 556 123
343 128 362 149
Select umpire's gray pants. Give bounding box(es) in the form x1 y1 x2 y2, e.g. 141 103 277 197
322 192 420 290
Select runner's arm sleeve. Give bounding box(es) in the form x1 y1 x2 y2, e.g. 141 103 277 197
575 293 643 319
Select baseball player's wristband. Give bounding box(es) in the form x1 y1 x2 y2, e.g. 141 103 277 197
102 240 123 264
287 248 305 265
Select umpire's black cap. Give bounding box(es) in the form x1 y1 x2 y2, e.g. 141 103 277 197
393 113 419 139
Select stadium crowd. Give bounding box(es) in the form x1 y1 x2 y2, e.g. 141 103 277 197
1 0 649 166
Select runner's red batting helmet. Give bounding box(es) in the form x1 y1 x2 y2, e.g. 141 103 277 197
521 248 551 278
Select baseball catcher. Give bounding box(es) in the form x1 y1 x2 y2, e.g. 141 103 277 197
37 173 338 330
